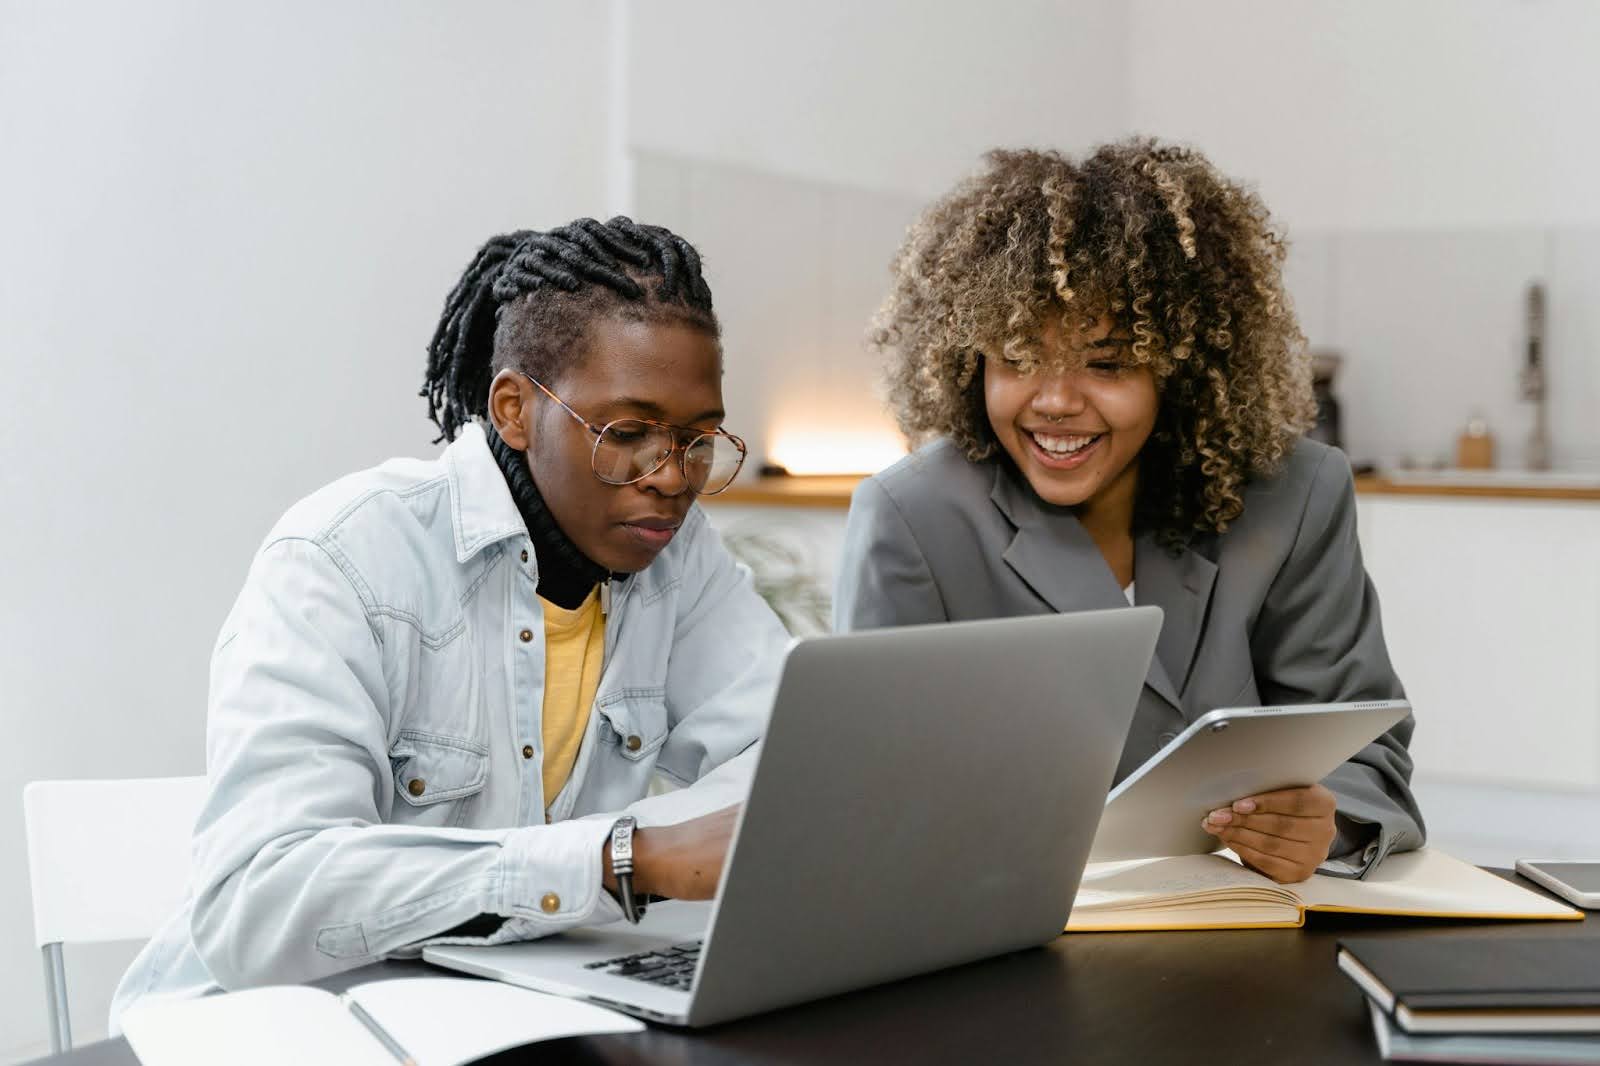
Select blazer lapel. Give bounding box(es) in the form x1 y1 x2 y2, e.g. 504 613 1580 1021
993 472 1124 614
990 465 1186 713
1133 535 1218 716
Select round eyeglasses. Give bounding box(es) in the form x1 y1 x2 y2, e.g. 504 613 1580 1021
521 373 747 495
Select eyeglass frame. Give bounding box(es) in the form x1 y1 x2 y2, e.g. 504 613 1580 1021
518 371 748 495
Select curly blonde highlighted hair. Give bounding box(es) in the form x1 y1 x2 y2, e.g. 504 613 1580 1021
873 139 1316 549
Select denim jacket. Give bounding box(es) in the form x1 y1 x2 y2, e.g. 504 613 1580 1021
111 424 790 1026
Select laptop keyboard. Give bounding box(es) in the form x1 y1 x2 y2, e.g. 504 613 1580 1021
583 940 701 991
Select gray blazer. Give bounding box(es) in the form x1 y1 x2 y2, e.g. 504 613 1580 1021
834 436 1425 876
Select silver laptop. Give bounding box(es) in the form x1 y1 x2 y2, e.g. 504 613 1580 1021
424 606 1162 1027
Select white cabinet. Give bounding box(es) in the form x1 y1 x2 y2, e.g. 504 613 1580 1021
1358 497 1600 790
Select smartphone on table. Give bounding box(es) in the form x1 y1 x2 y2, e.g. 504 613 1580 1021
1515 859 1600 909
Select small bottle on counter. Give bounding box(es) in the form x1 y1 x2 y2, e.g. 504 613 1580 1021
1455 412 1496 470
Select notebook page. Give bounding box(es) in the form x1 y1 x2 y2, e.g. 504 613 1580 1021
349 976 643 1066
1074 852 1297 911
1070 900 1300 929
122 986 393 1066
1370 1000 1600 1063
1295 848 1581 919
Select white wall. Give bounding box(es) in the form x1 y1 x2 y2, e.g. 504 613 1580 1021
0 2 611 1058
1125 0 1600 464
629 1 1600 473
1125 0 1600 469
625 0 1135 474
633 152 922 474
1280 227 1600 472
631 0 1600 228
629 0 1132 199
1127 0 1600 232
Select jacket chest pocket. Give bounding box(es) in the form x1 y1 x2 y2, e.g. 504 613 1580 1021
595 689 669 763
388 730 489 828
566 689 670 813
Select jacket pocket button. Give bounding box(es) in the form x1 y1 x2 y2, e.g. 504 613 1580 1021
522 745 535 759
407 778 426 797
519 629 533 643
520 549 529 563
540 892 561 913
625 735 642 752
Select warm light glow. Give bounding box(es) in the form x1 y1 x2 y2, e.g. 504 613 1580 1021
766 419 908 476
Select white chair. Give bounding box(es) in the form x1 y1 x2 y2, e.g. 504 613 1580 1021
22 776 207 1053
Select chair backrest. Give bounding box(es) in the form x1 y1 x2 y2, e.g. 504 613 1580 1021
23 776 207 947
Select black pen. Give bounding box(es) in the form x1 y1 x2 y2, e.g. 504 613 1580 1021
340 992 419 1066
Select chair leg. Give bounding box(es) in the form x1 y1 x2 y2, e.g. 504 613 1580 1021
42 943 71 1053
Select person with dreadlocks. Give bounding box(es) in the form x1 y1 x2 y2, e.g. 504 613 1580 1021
835 141 1424 884
112 217 789 1021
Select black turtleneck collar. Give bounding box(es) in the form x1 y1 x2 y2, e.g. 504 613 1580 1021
484 423 610 610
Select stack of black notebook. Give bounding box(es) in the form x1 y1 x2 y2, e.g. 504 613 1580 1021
1337 935 1600 1063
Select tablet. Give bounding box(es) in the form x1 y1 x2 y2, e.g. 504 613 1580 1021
1087 699 1411 862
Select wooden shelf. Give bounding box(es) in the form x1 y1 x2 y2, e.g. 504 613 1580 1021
1352 474 1600 502
710 476 862 507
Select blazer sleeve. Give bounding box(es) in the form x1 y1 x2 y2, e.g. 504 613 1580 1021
833 476 949 632
1253 447 1427 878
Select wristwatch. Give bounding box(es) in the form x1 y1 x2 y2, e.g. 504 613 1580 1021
610 815 645 924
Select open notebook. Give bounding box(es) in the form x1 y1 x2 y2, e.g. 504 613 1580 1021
120 976 643 1066
1067 847 1583 932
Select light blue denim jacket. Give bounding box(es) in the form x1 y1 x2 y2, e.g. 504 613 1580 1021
111 424 790 1027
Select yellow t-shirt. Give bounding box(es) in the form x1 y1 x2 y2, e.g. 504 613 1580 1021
538 589 606 805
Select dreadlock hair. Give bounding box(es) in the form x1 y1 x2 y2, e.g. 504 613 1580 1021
421 216 719 443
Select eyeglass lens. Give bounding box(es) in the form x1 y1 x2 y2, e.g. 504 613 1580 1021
592 421 744 493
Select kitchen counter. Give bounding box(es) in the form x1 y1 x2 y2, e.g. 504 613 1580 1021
710 472 1600 508
1356 470 1600 501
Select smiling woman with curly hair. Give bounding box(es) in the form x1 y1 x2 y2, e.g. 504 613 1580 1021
877 139 1317 549
836 139 1424 884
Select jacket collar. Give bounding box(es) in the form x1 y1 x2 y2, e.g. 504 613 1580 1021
989 461 1216 715
444 423 530 563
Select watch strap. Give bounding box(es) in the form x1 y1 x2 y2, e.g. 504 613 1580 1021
610 816 646 923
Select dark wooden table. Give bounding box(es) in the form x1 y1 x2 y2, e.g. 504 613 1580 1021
33 874 1594 1066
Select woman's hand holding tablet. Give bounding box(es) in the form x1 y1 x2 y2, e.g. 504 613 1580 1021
1087 700 1411 875
1200 783 1339 883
